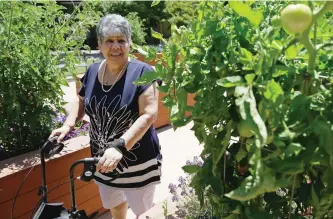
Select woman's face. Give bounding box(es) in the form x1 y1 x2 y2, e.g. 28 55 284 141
99 34 130 67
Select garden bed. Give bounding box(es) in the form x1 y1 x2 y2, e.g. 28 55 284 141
0 136 108 219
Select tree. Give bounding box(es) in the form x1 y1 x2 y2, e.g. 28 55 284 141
164 1 200 27
86 0 169 45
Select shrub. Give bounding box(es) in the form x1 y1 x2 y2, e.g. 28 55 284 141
126 12 147 45
167 157 214 219
0 1 101 160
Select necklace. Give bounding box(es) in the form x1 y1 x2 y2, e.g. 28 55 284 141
101 61 129 93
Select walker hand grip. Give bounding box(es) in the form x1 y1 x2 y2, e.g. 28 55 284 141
41 136 64 159
83 157 100 164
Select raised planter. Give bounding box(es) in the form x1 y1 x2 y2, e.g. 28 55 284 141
131 52 163 67
0 136 108 219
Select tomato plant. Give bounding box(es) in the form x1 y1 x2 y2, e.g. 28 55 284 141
137 1 333 218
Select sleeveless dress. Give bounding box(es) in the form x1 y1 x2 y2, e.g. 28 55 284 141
78 58 162 190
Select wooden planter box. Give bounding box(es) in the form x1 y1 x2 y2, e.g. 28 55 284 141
0 136 108 219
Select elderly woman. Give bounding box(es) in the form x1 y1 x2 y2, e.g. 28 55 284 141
50 14 162 218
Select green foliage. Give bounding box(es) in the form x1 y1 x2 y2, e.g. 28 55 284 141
0 1 100 159
125 12 147 45
137 1 333 218
164 1 200 27
87 0 169 44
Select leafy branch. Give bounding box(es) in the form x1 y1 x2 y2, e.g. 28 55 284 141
6 1 13 48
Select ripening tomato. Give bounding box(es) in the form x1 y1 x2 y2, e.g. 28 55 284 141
271 15 281 27
237 120 254 138
280 4 313 34
237 163 249 175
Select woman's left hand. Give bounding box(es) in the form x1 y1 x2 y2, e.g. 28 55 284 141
97 148 123 173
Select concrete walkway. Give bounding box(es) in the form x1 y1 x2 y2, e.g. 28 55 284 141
61 81 203 219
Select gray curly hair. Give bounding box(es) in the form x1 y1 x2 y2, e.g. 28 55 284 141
96 14 132 44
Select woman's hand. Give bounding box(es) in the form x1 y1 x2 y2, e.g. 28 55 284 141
49 125 72 143
97 147 123 173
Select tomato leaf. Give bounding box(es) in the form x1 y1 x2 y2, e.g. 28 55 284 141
235 86 268 145
264 80 284 103
229 1 263 26
239 47 253 64
236 147 247 162
151 28 163 40
224 214 239 219
151 0 160 7
312 188 333 219
286 45 298 59
245 207 275 219
225 152 278 201
285 143 305 157
268 158 304 174
212 120 234 175
217 76 246 88
245 74 256 85
133 71 160 85
182 164 201 174
310 119 333 170
288 94 311 125
273 65 289 77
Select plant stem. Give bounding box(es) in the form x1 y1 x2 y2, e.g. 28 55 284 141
299 35 316 77
317 42 333 50
313 1 332 21
313 21 317 46
46 1 82 51
299 1 332 77
6 1 13 48
288 175 297 219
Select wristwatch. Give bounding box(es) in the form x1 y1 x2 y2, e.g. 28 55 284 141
111 138 128 155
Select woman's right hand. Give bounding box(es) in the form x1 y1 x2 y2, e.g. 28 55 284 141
49 125 72 143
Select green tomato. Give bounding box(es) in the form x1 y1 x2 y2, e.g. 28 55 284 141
266 135 274 144
271 15 282 27
237 120 254 138
245 138 255 151
258 100 271 122
281 4 313 34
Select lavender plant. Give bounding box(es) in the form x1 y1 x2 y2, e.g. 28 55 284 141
52 111 89 141
168 156 213 219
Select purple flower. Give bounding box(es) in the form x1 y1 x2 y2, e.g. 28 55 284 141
172 195 179 202
178 176 186 184
180 191 187 196
185 160 192 165
168 183 177 194
185 156 204 167
55 115 66 123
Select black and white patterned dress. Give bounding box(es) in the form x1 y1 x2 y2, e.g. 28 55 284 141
78 59 162 190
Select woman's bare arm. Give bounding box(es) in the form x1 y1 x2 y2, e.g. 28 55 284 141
120 82 159 150
50 95 85 141
63 95 86 128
